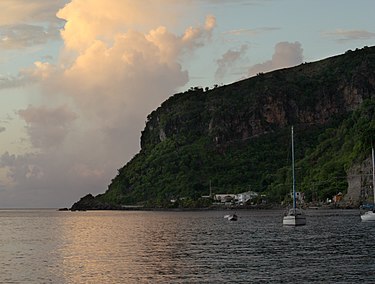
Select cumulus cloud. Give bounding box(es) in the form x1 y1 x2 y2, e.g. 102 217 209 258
18 105 77 149
215 44 248 80
56 0 196 52
43 5 216 124
322 29 375 43
248 41 303 77
0 0 217 207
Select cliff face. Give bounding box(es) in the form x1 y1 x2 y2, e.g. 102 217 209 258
141 47 375 149
345 155 373 206
72 46 375 209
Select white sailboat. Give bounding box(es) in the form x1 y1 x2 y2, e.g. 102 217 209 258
283 126 306 226
361 146 375 222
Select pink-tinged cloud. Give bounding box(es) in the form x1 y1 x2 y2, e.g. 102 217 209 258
215 44 248 80
57 0 198 52
18 105 77 149
0 0 217 208
248 41 303 77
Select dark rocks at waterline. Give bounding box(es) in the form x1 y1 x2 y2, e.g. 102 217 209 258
70 194 122 211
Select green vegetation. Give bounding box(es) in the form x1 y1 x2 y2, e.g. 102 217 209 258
74 46 375 209
271 100 375 203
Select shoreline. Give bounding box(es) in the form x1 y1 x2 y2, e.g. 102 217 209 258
63 203 361 212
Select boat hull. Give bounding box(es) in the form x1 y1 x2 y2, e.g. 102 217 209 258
283 215 306 226
361 211 375 222
361 148 375 222
283 208 306 226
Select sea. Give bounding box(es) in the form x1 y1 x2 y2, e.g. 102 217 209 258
0 209 374 284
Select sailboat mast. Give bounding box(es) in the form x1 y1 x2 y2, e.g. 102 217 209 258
372 147 375 208
292 126 296 209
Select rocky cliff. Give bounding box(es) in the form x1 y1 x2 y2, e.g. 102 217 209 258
141 47 375 149
345 153 374 206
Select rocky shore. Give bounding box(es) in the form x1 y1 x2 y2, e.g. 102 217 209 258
70 194 122 211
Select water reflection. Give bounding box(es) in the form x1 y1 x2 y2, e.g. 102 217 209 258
58 211 142 283
1 209 375 283
0 210 65 283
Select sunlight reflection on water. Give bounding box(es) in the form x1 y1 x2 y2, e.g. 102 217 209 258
0 209 374 283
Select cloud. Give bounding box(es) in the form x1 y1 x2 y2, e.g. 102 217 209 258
248 41 303 77
0 0 67 25
0 126 5 133
223 27 279 36
322 29 375 43
0 74 32 89
0 150 107 208
0 24 61 49
191 0 266 5
0 62 52 89
56 0 197 52
215 44 248 80
43 7 216 122
18 105 77 149
0 114 13 124
0 0 217 208
0 1 66 50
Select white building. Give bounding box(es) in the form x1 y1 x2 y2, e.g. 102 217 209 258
214 191 259 204
237 191 259 204
214 194 236 203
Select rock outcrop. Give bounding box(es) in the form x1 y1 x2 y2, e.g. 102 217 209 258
70 194 121 210
346 155 374 206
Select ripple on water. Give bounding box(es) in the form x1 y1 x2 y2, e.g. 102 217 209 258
0 209 374 283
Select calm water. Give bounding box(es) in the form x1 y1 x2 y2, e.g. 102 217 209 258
0 209 374 283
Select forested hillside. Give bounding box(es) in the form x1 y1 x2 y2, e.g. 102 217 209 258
71 46 375 210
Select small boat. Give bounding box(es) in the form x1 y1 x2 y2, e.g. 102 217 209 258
361 210 375 222
224 214 238 221
361 147 375 222
283 126 306 226
283 208 306 226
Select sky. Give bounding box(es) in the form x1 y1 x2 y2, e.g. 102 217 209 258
0 0 374 208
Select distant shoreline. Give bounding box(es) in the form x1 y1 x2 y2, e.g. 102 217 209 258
62 203 361 212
